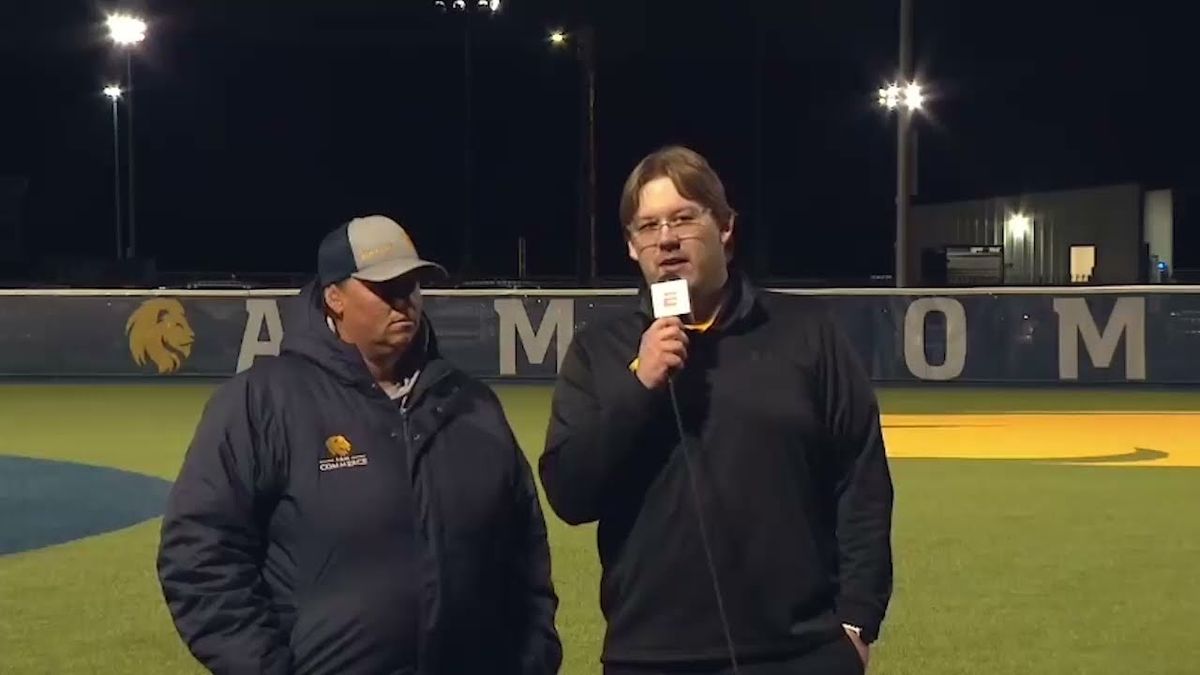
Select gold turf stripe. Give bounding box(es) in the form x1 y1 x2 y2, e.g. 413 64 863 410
881 413 1200 467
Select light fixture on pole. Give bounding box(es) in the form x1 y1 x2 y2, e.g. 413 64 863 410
106 13 146 45
435 0 499 13
877 83 900 110
903 81 924 110
877 80 923 111
106 12 146 262
103 85 123 261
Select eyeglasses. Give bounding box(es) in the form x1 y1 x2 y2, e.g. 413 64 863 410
627 207 710 244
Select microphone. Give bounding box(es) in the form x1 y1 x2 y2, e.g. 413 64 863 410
650 275 692 321
650 275 741 673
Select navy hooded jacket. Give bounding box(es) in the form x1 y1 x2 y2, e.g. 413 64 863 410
156 281 562 675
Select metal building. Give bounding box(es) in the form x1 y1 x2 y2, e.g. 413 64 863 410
909 183 1173 286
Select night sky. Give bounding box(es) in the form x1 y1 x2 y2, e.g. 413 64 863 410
2 0 1196 284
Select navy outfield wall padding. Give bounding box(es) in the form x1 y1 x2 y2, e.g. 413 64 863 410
1 288 1198 384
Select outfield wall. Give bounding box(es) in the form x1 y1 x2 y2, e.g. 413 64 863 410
1 286 1198 384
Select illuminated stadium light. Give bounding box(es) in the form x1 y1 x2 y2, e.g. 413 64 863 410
548 29 567 46
103 84 123 100
106 13 146 46
436 0 497 13
877 80 923 111
877 83 901 110
904 81 924 110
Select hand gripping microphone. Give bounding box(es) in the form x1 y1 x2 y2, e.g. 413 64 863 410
650 277 741 674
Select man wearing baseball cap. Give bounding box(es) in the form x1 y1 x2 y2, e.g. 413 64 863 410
157 215 563 674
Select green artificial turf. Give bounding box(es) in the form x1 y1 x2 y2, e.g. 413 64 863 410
1 382 1198 674
874 385 1200 414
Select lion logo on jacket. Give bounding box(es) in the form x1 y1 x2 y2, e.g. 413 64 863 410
126 298 195 374
319 435 368 472
325 435 353 458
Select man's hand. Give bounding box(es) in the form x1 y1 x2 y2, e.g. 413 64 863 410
635 317 689 390
844 625 870 669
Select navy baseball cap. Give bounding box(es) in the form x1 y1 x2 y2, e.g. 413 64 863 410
318 215 447 287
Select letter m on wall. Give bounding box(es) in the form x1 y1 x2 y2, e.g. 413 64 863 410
494 299 574 376
1053 296 1146 381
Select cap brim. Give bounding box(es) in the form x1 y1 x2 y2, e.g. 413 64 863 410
351 258 448 284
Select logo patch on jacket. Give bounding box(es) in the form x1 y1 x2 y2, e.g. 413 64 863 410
320 435 368 472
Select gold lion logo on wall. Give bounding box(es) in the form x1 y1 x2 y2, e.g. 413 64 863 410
126 298 196 375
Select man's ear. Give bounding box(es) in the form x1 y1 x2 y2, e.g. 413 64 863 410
720 212 736 261
720 212 736 246
323 283 345 317
627 236 640 263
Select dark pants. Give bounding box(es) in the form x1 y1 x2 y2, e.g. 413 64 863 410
603 637 866 675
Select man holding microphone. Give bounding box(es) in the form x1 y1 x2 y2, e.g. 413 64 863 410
540 146 894 674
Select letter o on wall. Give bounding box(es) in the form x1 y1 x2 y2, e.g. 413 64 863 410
904 297 967 381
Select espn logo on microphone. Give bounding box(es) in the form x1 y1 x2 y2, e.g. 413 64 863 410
651 278 692 319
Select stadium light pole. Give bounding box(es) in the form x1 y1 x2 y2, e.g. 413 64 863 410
877 77 922 287
550 26 598 285
877 0 917 287
103 85 124 261
106 12 146 262
434 0 501 279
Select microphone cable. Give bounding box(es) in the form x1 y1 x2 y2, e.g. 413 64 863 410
667 376 741 675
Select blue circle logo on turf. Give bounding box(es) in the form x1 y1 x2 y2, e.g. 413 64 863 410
0 456 172 556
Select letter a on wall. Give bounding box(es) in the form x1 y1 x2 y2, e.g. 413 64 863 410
237 299 284 373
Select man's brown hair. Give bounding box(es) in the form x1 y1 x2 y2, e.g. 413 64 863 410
618 145 736 233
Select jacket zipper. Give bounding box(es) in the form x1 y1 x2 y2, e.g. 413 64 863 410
392 393 432 670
